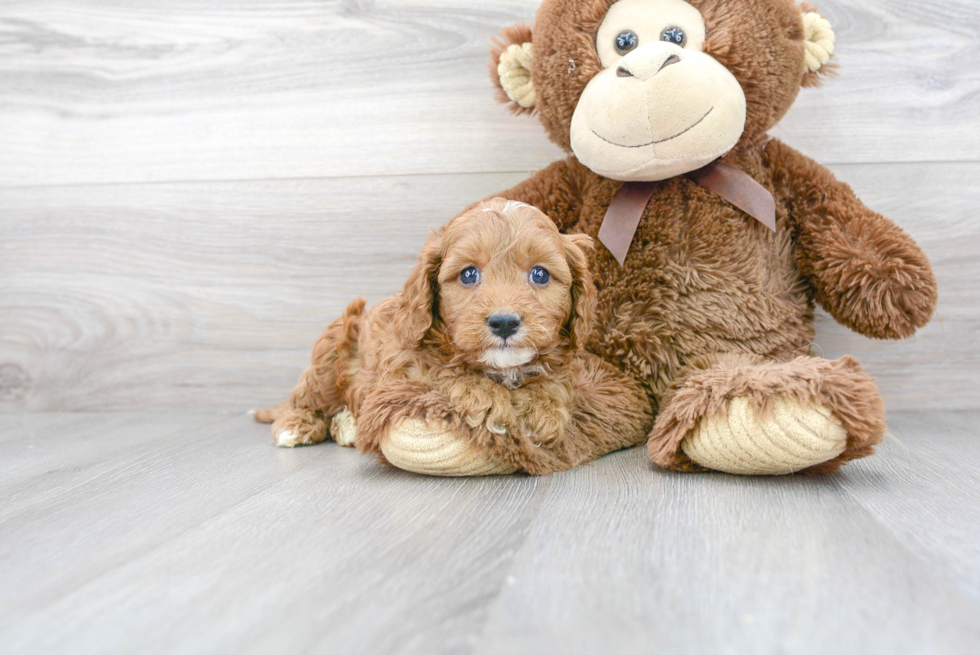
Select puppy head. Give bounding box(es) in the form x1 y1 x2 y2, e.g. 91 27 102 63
395 198 596 374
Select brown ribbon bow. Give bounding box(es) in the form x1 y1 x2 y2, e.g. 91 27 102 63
598 160 777 265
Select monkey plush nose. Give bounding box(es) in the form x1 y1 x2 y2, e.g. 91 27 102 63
487 313 522 339
659 54 681 71
617 48 684 81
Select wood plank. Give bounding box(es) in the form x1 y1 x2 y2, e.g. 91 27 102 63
1 161 976 411
2 412 978 653
0 413 311 617
0 0 978 188
835 411 980 599
0 411 229 511
0 173 528 411
475 445 980 655
0 412 545 654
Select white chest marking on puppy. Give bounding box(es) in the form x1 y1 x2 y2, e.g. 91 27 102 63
481 347 536 369
481 348 546 389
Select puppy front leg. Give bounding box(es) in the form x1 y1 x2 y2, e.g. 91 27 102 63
387 354 651 476
356 379 520 476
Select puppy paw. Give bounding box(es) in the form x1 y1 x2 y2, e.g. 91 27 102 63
271 411 330 448
381 418 519 477
274 428 304 448
681 396 847 475
329 408 357 447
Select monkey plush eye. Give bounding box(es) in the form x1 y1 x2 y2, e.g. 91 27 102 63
459 267 481 286
529 267 551 286
615 30 639 54
661 27 686 46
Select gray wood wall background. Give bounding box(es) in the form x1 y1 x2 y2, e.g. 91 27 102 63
1 0 978 412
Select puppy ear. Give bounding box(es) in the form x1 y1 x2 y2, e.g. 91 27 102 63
394 232 443 347
800 5 837 87
490 24 536 114
562 233 597 351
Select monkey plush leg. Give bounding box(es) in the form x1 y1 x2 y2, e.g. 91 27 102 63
382 418 520 476
648 354 886 475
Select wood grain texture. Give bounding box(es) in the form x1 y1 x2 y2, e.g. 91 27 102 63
0 412 547 654
0 0 978 187
476 445 980 655
2 1 977 652
0 410 978 653
836 412 980 599
2 162 977 411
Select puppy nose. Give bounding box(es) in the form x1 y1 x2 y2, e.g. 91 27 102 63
487 313 522 339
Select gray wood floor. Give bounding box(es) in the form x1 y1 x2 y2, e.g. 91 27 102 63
1 411 979 654
2 0 980 652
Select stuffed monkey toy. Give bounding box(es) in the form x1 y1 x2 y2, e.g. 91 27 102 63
352 0 938 476
479 0 940 476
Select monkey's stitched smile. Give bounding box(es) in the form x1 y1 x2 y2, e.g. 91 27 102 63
591 107 714 148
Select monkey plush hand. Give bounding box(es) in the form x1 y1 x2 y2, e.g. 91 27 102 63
386 0 937 476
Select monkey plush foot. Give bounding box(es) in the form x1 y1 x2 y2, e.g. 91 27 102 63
648 355 886 475
381 418 519 477
681 396 846 475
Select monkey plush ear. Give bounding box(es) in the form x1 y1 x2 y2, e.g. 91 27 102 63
490 24 536 114
800 7 837 87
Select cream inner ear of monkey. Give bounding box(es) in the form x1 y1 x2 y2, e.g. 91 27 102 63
569 0 747 182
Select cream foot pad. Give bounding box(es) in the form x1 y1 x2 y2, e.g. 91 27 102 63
681 396 847 475
381 418 519 477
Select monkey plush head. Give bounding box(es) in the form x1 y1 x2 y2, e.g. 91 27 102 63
492 0 836 182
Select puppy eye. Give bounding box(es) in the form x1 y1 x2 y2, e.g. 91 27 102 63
529 267 551 286
459 266 481 286
661 26 686 47
615 30 638 55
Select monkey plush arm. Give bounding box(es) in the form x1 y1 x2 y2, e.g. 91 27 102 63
765 138 937 340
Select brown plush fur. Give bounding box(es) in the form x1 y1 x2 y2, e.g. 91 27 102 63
257 199 652 474
478 0 937 473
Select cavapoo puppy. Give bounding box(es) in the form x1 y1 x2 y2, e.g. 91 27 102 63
255 198 651 475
